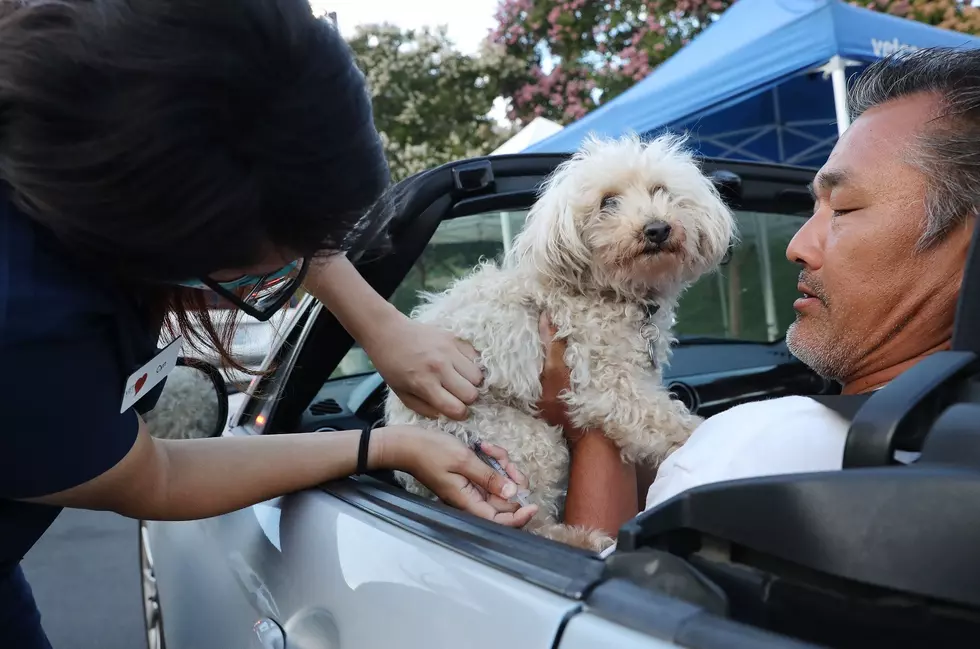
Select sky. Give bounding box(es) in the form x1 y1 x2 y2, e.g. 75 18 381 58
309 0 501 54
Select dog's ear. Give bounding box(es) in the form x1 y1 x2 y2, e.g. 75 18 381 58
506 160 592 283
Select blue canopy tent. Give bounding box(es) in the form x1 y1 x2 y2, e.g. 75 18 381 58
525 0 980 166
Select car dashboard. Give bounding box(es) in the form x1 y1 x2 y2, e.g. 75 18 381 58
298 340 836 434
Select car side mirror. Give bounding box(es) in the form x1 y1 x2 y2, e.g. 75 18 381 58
143 357 230 440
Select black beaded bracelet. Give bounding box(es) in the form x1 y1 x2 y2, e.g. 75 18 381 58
356 425 372 475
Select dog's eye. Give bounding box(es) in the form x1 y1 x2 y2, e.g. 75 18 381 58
600 194 617 211
650 185 665 196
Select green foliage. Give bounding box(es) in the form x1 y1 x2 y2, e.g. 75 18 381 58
851 0 980 32
347 24 521 181
491 0 734 125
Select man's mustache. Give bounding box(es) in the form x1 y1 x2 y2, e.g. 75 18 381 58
799 272 828 303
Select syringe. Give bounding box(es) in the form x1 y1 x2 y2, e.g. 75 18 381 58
470 440 532 508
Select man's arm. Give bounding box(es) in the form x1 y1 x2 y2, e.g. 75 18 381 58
537 314 639 534
303 255 482 420
564 429 638 535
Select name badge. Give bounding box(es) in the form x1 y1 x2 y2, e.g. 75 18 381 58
120 337 183 413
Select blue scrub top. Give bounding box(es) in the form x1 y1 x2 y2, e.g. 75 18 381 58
0 187 167 640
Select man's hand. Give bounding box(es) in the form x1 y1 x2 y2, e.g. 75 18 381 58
537 312 580 439
365 316 484 421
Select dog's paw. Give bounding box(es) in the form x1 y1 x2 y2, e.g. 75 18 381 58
531 523 615 553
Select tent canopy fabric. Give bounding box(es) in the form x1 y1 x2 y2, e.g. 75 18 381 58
526 0 980 167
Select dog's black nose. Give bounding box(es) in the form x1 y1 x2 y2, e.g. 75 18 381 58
644 220 672 245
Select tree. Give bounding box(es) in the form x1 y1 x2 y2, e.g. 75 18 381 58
491 0 980 126
347 24 520 182
490 0 734 125
851 0 980 32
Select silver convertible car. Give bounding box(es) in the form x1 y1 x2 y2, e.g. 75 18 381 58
141 152 980 649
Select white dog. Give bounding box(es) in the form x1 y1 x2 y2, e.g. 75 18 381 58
385 133 736 551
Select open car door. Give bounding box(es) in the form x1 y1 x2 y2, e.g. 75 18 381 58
147 152 841 649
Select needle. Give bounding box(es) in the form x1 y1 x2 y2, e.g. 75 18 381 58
470 440 531 507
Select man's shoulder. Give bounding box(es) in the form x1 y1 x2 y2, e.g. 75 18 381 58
678 396 849 454
645 396 851 510
709 395 850 428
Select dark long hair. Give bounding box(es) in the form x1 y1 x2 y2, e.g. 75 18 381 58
0 0 392 371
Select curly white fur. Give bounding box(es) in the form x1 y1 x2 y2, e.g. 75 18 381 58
386 133 736 551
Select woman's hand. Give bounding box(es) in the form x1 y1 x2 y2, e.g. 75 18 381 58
364 316 484 421
303 256 482 421
374 425 538 527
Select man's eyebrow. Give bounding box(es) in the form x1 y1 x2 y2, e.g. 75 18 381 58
813 169 849 193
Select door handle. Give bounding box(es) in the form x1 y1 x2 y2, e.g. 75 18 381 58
254 618 286 649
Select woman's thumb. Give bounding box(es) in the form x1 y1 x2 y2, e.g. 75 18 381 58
468 457 517 499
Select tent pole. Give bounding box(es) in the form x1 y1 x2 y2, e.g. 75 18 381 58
500 211 513 253
828 55 852 137
754 213 779 342
717 271 730 336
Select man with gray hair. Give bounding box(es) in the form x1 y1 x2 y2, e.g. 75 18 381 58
535 46 980 536
647 45 979 509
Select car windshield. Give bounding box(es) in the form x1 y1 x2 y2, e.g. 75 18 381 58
331 208 805 378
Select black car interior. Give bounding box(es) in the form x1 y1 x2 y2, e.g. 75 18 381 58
241 154 980 649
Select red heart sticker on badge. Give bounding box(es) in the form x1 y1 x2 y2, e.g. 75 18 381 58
134 373 148 394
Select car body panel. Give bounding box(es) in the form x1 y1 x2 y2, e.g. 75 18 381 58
146 488 583 649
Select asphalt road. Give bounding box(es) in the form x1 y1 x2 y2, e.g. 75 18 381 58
22 508 146 649
18 393 250 649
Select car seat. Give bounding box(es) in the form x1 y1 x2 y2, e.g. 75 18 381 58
613 219 980 649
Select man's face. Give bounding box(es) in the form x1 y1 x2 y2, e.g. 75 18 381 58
785 93 974 387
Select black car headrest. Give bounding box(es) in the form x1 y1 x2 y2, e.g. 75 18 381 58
952 217 980 354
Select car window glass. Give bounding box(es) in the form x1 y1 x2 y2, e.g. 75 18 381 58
331 209 805 378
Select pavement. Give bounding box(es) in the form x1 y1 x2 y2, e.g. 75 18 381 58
22 508 146 649
17 389 252 649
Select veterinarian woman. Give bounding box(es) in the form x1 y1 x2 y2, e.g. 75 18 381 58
0 1 535 646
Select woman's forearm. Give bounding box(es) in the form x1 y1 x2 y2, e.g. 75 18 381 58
303 255 402 348
152 429 369 520
563 430 638 536
28 423 397 521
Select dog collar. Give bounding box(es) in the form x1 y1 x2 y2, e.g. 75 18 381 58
643 302 660 319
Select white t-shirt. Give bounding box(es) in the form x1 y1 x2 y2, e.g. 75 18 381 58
599 395 852 559
645 395 852 510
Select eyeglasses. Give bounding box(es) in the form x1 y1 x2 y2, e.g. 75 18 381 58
178 258 309 321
